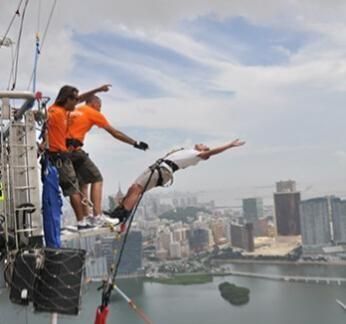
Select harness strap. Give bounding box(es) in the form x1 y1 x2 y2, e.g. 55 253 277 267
162 159 179 172
46 151 70 162
149 158 179 187
66 138 83 149
156 167 164 186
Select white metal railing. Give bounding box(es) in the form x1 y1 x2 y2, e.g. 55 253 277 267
0 91 35 122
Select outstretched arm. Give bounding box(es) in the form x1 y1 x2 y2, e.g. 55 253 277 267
103 125 149 150
77 84 111 103
197 139 245 160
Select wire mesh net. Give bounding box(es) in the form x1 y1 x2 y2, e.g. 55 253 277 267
8 247 86 315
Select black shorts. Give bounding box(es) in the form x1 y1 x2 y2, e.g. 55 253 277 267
69 150 103 185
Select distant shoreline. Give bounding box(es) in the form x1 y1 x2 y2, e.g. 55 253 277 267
84 259 346 283
145 273 213 285
212 259 346 267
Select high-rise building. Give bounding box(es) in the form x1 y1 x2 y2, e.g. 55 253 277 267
242 198 263 222
169 241 182 259
101 231 143 275
253 218 270 237
276 180 296 193
300 198 331 246
211 219 228 245
225 223 231 242
156 249 168 260
115 230 143 274
230 223 254 252
330 197 346 244
274 180 301 235
158 229 172 251
189 228 210 252
101 237 117 270
173 228 184 242
114 185 125 206
181 241 190 257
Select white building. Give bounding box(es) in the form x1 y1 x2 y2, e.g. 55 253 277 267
169 241 182 259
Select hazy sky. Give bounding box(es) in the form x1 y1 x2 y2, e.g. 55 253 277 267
0 0 345 204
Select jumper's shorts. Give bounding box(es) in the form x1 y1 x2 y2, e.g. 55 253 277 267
135 167 173 192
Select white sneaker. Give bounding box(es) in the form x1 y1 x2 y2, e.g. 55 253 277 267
100 214 121 225
88 215 119 227
85 216 100 227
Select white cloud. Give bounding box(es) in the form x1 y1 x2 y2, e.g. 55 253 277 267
1 0 346 199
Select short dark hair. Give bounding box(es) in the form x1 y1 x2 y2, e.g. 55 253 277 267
86 95 100 105
54 85 78 106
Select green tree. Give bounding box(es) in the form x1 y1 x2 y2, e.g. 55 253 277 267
218 282 250 306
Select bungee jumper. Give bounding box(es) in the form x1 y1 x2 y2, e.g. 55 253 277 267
107 139 245 224
95 139 245 323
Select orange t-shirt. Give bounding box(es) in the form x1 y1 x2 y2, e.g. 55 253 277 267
47 105 69 152
67 105 110 143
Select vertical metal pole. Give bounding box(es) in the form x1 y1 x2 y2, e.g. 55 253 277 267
50 312 58 324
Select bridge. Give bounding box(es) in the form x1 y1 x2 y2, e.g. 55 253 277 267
221 270 346 285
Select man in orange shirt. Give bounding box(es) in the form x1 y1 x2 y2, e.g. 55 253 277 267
46 85 111 230
67 95 149 226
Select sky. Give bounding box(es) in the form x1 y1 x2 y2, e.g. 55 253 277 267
0 0 346 205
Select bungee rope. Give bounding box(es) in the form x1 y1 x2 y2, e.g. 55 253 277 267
95 164 158 324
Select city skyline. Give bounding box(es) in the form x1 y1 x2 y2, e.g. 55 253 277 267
106 179 346 208
61 182 346 277
1 1 346 199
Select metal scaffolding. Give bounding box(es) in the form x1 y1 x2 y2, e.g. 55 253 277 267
0 91 42 251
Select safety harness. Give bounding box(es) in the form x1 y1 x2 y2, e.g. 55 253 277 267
66 138 83 149
149 158 179 187
148 148 184 187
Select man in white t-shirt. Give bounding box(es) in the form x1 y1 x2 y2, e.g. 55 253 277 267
107 139 245 223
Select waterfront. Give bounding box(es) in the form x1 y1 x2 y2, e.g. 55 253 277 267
0 264 345 324
219 261 346 278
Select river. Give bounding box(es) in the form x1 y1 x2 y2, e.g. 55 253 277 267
0 263 345 324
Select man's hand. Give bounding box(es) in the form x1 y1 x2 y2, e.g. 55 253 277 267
230 139 246 148
98 84 112 92
134 141 149 151
78 84 112 102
